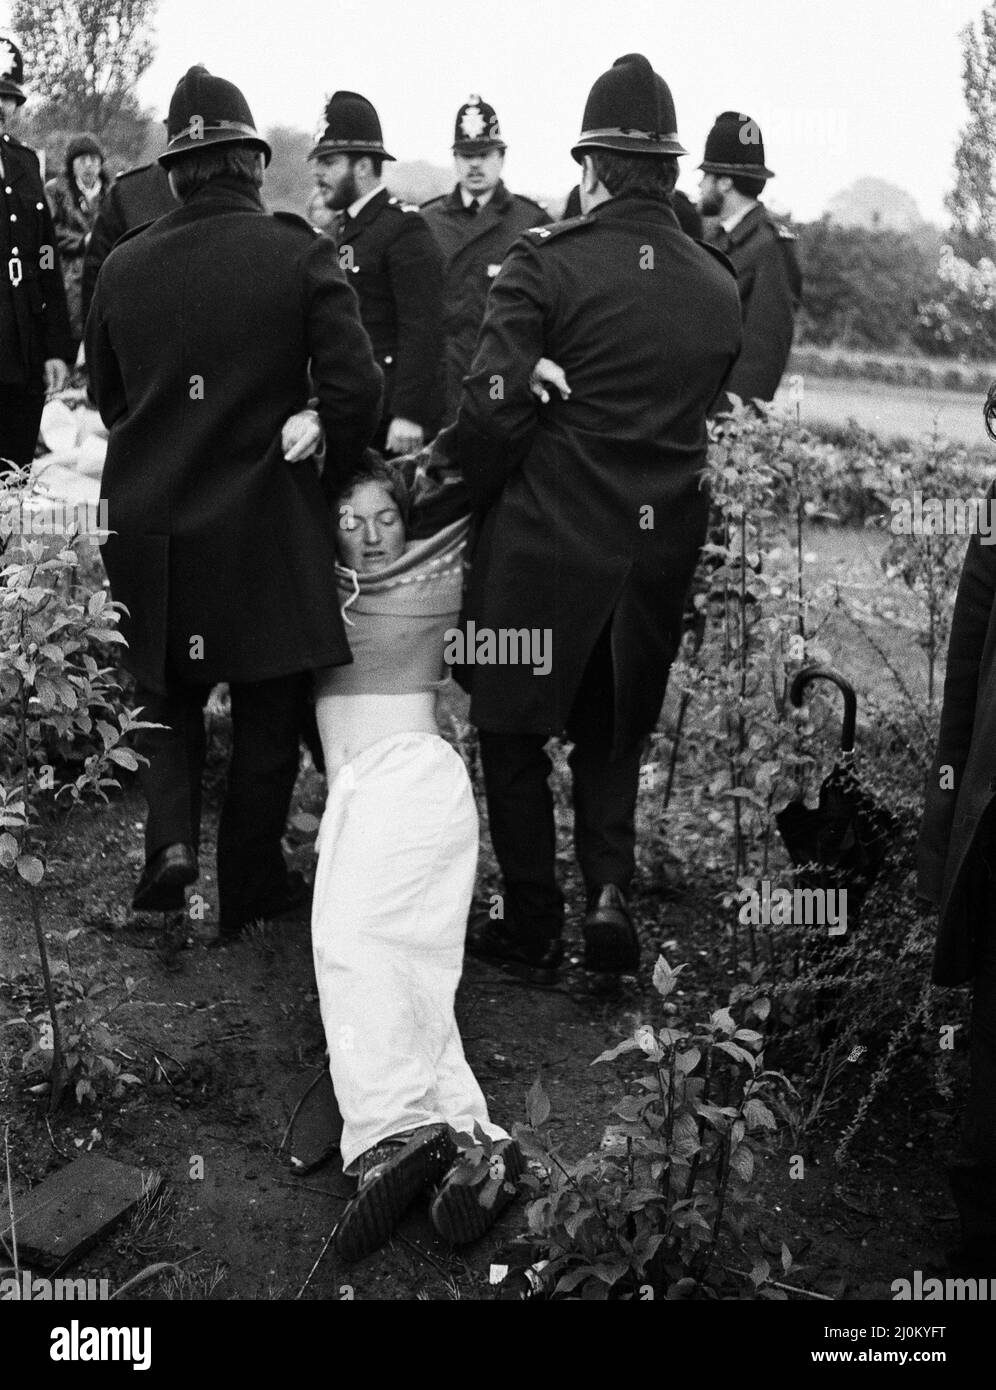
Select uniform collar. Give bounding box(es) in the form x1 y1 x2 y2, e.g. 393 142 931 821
347 182 387 220
344 184 389 233
459 184 496 210
183 178 264 209
447 178 511 215
591 195 681 230
723 202 766 245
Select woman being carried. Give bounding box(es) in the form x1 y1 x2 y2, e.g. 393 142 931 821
311 444 519 1264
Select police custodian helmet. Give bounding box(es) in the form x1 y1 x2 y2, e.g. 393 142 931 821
159 65 272 166
571 53 686 162
700 111 775 180
0 35 27 105
452 95 506 154
308 91 396 162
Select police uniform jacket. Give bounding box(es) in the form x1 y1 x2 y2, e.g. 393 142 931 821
710 202 801 406
81 161 176 325
336 186 444 432
421 180 550 420
0 132 74 383
86 180 383 694
918 484 996 985
454 197 742 747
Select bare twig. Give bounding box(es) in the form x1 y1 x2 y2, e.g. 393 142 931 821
295 1225 338 1299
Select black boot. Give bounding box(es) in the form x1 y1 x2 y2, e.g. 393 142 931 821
132 842 199 913
582 885 640 973
465 909 563 988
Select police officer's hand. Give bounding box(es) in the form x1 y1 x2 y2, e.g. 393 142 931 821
385 418 424 456
529 357 571 404
282 408 324 462
44 359 70 395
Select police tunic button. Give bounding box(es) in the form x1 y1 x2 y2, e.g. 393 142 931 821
9 213 16 221
35 201 43 210
350 265 359 273
4 187 11 194
384 355 393 365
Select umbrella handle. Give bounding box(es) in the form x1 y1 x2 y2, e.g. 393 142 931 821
788 664 857 754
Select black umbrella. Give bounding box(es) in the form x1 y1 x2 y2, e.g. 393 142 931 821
776 665 897 919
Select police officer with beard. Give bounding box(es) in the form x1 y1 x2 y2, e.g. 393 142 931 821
0 35 73 473
698 111 802 409
422 96 549 424
308 91 444 454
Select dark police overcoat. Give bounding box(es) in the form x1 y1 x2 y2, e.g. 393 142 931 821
81 160 176 325
86 180 383 694
710 202 801 407
918 490 996 986
421 180 550 421
337 187 444 433
0 131 74 383
453 197 742 747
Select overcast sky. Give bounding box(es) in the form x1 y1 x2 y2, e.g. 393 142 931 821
0 0 988 221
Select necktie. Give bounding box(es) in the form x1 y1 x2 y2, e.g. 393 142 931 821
467 198 480 216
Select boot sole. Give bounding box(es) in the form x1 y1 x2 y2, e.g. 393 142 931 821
334 1126 456 1265
430 1140 523 1246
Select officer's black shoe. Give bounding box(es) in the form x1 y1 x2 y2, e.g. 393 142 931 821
582 885 640 974
465 910 563 988
132 842 199 913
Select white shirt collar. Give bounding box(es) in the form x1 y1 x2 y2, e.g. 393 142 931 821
347 183 386 219
721 201 758 234
460 184 495 210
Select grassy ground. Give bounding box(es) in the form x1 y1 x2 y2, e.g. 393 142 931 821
775 376 988 447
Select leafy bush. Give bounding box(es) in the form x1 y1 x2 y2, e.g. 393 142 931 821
1 464 155 1109
506 958 794 1300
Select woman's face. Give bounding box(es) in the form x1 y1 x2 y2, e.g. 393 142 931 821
73 153 101 186
337 479 406 571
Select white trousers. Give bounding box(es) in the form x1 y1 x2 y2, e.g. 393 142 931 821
310 732 507 1173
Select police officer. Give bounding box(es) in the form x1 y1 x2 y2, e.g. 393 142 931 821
308 91 443 454
81 148 175 326
698 111 802 408
0 36 73 473
86 65 382 935
422 96 549 423
454 54 741 984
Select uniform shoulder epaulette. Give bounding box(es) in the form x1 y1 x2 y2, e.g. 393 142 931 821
523 213 593 243
273 210 319 235
517 194 548 216
387 196 422 214
760 209 796 241
695 239 737 278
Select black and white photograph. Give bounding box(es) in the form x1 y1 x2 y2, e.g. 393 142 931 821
0 0 993 1357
